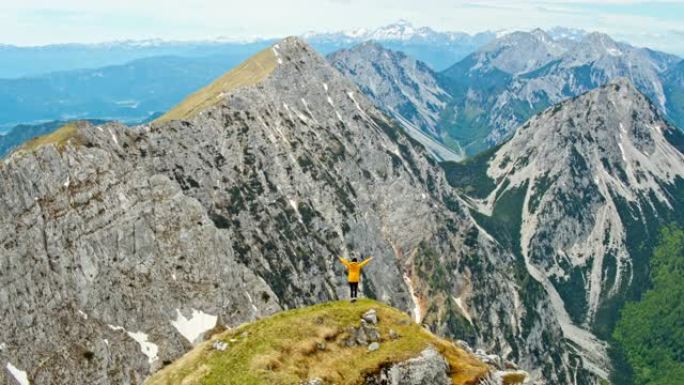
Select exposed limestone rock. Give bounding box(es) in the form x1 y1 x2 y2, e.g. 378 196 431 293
364 347 450 385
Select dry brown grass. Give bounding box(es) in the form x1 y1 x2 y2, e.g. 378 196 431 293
155 47 277 123
17 121 88 154
501 371 528 385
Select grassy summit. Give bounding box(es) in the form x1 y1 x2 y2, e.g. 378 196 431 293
155 46 277 123
145 299 488 385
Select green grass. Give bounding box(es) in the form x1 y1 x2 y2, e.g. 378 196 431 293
145 299 488 385
155 47 277 123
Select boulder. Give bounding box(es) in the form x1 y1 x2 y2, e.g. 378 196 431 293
368 342 380 352
303 378 323 385
364 346 450 385
211 340 228 351
362 309 378 325
354 327 369 345
363 325 381 342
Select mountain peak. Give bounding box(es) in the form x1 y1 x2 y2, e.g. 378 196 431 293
582 31 622 54
477 74 684 377
490 76 684 200
156 36 316 123
530 28 552 42
473 29 570 74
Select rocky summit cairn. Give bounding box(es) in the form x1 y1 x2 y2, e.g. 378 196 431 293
341 308 382 349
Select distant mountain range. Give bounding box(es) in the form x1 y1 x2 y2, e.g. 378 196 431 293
331 29 683 155
0 53 260 132
0 21 496 136
0 21 494 80
306 20 496 71
0 40 275 79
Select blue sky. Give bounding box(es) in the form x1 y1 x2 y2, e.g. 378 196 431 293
1 0 683 55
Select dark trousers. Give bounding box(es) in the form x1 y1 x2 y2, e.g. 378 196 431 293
349 282 359 298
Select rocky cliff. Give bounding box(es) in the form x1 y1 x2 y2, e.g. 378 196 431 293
0 37 582 384
445 78 684 380
329 42 463 162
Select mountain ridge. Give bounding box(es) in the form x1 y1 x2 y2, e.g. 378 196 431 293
438 30 681 153
0 36 580 384
328 42 464 162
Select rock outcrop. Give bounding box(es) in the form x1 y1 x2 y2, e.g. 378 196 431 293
364 347 451 385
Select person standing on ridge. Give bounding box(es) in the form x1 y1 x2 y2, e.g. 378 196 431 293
338 255 373 302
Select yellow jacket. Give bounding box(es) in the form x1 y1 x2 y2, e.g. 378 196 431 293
339 257 373 283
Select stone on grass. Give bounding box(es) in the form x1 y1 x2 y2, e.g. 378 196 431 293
362 309 378 325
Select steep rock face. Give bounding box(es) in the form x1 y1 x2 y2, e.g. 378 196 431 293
328 42 463 161
439 31 680 153
452 79 684 379
0 38 584 384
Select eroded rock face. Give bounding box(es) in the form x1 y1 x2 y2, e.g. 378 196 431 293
364 347 451 385
328 43 463 162
0 37 581 384
476 78 684 379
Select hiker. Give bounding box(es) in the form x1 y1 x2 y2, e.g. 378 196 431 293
338 255 373 302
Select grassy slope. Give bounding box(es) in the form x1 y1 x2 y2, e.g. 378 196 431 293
155 47 277 123
15 120 89 154
145 299 488 385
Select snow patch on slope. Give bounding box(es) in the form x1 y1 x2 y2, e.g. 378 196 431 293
6 362 30 385
107 324 159 364
170 309 218 345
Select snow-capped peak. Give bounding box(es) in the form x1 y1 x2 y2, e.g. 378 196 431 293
304 20 483 44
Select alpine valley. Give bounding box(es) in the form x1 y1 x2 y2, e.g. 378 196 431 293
1 23 683 385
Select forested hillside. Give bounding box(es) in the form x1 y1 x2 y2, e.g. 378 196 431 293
614 225 684 385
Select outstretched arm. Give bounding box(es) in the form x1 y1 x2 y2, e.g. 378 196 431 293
359 256 373 267
338 257 350 268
